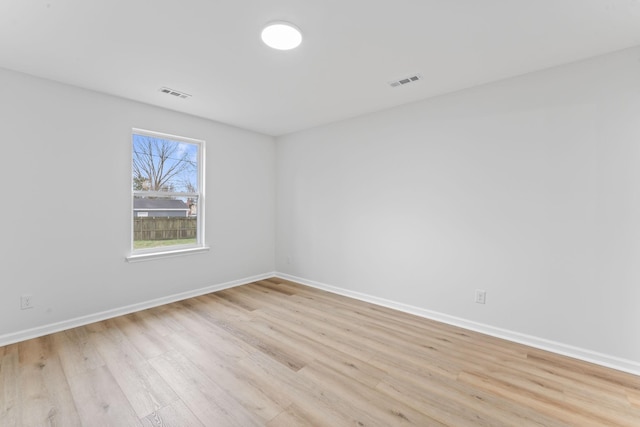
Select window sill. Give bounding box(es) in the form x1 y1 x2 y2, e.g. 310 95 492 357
126 246 210 263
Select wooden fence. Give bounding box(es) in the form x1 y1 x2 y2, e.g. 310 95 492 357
133 217 197 241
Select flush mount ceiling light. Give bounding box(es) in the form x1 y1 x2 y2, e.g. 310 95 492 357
261 21 302 50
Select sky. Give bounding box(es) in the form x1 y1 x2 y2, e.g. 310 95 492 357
132 133 199 193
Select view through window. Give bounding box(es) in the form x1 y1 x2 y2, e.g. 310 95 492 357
131 129 204 255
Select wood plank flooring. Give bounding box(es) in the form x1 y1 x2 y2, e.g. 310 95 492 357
1 278 639 426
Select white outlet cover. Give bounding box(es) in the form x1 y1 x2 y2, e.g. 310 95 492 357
21 294 34 309
475 290 486 304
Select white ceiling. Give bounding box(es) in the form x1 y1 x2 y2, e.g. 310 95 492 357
1 1 640 136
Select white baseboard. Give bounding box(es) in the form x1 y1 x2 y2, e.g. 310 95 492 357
5 270 638 377
0 272 276 347
276 272 640 377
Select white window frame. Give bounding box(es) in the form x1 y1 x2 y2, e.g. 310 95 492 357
126 128 208 262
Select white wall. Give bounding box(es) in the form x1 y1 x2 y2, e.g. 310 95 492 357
276 47 640 370
0 68 275 342
2 47 639 374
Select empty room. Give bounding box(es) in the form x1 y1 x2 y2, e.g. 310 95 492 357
1 1 639 426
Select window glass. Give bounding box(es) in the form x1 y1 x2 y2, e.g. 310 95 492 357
131 129 204 255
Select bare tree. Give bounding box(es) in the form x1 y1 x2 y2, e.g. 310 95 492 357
133 136 196 192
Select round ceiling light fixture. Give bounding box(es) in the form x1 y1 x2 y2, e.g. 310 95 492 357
261 21 302 50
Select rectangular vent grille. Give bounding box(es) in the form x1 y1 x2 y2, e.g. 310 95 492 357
159 87 191 99
389 74 422 88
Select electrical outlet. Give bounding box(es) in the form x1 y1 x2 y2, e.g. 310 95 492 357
286 255 292 265
21 294 33 310
475 289 486 304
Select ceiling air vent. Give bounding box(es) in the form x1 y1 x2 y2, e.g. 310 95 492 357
159 87 191 99
388 74 423 88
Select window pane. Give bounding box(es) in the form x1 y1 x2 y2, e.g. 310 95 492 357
132 134 198 193
130 129 204 257
133 195 198 249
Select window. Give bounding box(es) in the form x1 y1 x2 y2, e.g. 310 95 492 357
128 128 206 261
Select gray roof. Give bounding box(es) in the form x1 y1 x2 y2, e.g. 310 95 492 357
134 198 188 210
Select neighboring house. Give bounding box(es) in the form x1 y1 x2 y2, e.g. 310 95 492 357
134 198 190 217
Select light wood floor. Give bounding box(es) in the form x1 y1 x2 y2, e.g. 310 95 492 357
1 278 639 426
